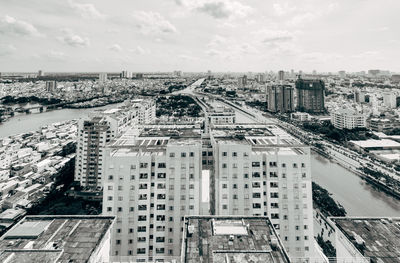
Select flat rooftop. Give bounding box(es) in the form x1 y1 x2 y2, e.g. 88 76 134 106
110 125 202 148
350 139 400 149
183 216 290 263
331 217 400 263
0 215 114 263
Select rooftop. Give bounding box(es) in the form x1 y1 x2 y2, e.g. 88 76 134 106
331 217 400 263
349 139 400 149
182 216 290 263
0 215 114 263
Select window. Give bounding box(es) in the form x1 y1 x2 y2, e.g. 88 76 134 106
253 193 261 198
138 226 146 232
169 153 175 157
270 193 279 198
107 207 112 212
222 152 227 157
190 152 194 157
232 152 237 157
252 162 260 167
252 172 260 178
181 152 186 157
158 163 166 168
222 163 227 168
252 203 261 209
116 239 121 245
222 184 227 189
108 175 113 180
156 237 165 242
222 204 228 209
137 248 146 254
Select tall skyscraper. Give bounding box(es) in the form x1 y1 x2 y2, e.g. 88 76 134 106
354 88 365 103
295 78 325 113
267 85 295 113
38 70 44 77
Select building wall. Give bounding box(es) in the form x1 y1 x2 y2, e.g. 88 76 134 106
212 141 315 259
103 141 204 262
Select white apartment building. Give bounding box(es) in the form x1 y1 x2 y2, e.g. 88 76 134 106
130 99 156 124
102 125 207 262
331 108 366 130
210 124 315 260
102 123 316 261
383 91 397 109
75 99 155 189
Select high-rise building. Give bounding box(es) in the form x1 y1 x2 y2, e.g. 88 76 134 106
37 70 44 77
278 70 285 81
368 69 380 77
331 108 366 130
103 125 207 262
383 91 397 108
103 123 316 261
210 124 315 259
354 89 365 103
255 73 266 83
99 73 108 82
267 85 295 113
74 99 156 189
338 70 346 78
238 75 247 88
121 70 132 78
45 81 57 92
295 78 325 113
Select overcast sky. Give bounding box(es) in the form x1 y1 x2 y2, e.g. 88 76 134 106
0 0 399 72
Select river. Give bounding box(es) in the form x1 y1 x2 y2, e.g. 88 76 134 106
0 103 123 138
311 152 400 216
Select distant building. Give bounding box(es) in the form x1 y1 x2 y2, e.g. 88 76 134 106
391 74 400 83
329 217 400 263
173 70 182 77
267 85 294 113
182 216 291 263
338 70 346 78
383 91 397 108
99 73 108 82
45 81 57 92
121 70 132 78
368 118 399 132
291 112 312 122
368 69 380 77
295 78 325 113
354 89 366 103
331 108 366 130
278 70 285 81
237 75 247 88
0 215 114 263
37 70 44 77
208 105 236 124
255 73 266 83
135 73 143 79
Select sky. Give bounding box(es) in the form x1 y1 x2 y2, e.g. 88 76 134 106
0 0 399 73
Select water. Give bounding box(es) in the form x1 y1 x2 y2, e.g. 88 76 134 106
311 152 400 217
0 103 123 138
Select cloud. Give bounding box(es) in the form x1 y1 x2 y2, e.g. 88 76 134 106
129 46 151 55
179 54 199 60
46 50 66 60
352 51 381 59
109 44 122 52
0 44 16 56
175 0 252 19
273 2 297 16
254 29 294 44
58 29 90 47
69 0 105 19
207 35 227 48
0 15 41 37
299 52 343 63
132 11 177 35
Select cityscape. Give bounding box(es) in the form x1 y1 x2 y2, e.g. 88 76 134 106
0 1 400 263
